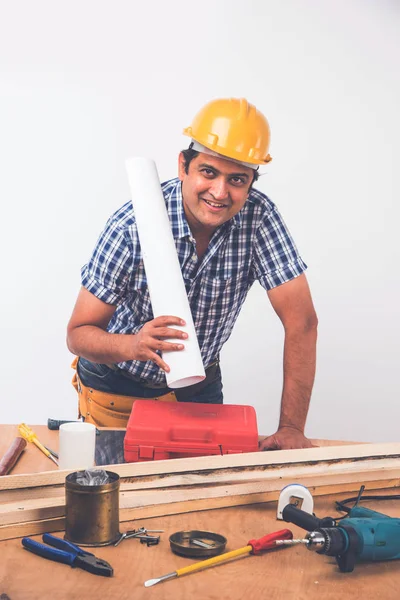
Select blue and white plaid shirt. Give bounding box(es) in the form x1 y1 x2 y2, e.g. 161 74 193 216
82 178 307 384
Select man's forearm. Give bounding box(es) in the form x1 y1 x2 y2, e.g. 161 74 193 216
67 326 133 364
278 324 317 432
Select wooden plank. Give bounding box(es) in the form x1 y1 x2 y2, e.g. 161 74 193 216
120 455 400 491
1 479 399 542
2 442 400 491
0 516 66 541
118 480 400 522
0 484 64 505
2 449 399 506
0 496 65 526
1 443 399 540
1 453 399 527
2 467 400 528
4 447 399 503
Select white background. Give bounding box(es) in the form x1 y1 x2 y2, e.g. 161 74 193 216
1 0 399 442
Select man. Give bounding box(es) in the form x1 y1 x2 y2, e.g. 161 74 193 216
67 97 318 450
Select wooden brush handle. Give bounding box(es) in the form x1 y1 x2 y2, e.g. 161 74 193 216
0 437 27 475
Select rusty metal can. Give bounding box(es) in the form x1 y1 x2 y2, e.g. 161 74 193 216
64 470 120 547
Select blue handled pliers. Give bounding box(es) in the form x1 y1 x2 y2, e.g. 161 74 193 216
21 533 113 577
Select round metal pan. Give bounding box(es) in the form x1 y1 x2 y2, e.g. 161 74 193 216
169 530 227 558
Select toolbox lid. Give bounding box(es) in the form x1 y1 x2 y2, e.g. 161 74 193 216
124 400 259 453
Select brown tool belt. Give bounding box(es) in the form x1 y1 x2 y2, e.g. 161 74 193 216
71 357 177 428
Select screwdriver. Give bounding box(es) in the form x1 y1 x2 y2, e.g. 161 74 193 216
18 423 58 466
144 528 293 587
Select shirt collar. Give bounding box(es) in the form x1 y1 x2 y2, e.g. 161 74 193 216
167 179 243 238
167 180 191 239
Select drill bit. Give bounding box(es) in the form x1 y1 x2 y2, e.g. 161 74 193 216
276 539 309 546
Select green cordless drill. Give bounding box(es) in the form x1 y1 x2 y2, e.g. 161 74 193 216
278 502 400 572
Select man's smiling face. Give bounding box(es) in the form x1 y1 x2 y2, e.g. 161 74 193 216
178 152 254 235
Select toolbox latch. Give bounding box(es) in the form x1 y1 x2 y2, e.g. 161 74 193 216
139 445 155 459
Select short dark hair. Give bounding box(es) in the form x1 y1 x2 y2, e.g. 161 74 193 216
181 147 200 173
181 146 259 187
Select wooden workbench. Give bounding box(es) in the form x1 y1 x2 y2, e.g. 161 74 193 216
0 425 399 599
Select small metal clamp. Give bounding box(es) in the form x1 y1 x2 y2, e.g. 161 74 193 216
139 535 160 547
114 527 164 547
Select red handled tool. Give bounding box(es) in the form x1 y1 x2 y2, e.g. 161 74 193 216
144 529 293 587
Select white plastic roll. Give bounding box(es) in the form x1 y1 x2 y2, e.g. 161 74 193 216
125 157 205 388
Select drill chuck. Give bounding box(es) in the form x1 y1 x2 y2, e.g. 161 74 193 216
306 525 362 572
306 528 348 556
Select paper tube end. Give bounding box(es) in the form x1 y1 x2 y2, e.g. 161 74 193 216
125 156 156 169
167 375 206 389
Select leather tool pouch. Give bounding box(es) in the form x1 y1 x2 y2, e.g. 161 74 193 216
71 357 176 427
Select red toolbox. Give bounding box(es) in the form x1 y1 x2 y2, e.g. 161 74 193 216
124 400 259 462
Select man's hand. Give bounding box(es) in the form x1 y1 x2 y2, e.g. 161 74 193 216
132 315 188 372
67 288 189 368
259 426 315 451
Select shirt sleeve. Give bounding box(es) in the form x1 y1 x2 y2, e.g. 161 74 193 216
81 216 134 305
252 207 308 290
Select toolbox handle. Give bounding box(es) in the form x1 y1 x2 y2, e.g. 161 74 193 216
156 445 222 456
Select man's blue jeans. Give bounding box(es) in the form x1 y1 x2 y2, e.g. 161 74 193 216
77 358 224 404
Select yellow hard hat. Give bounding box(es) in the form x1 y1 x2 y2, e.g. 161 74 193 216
183 98 272 166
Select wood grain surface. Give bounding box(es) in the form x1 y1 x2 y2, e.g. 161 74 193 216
1 426 400 598
0 425 59 475
1 492 399 599
0 424 360 477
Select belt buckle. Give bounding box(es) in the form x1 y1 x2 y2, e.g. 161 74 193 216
140 378 166 390
150 381 167 390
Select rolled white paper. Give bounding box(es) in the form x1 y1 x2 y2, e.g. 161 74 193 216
58 422 96 470
125 157 206 388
